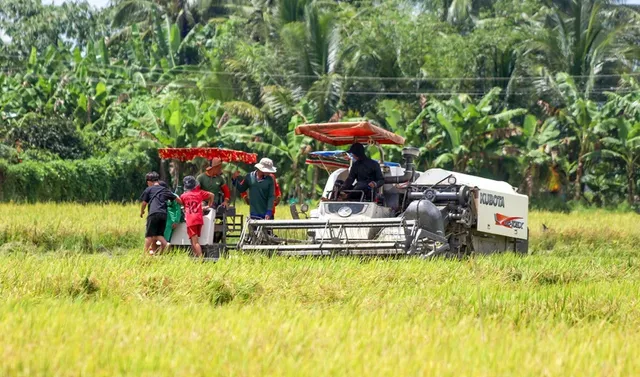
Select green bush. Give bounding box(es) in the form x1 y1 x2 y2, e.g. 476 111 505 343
0 152 153 203
5 115 90 160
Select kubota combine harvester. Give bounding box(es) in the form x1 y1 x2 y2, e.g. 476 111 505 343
238 121 529 257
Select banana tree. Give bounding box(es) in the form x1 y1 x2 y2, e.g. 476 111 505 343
544 73 601 200
586 119 640 205
248 112 314 202
134 96 255 186
371 100 443 170
428 87 527 177
514 115 564 197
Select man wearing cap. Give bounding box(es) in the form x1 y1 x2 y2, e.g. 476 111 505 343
340 143 385 201
196 157 230 208
232 158 276 220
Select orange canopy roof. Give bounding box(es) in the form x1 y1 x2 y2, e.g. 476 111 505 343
295 121 405 146
158 148 257 164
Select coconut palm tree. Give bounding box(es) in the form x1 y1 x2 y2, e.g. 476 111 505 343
112 0 231 36
230 2 344 123
525 0 638 98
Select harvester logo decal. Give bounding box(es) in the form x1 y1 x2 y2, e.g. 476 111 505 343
494 213 525 229
480 193 505 208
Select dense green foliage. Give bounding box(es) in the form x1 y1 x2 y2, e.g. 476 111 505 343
1 0 639 207
0 150 153 202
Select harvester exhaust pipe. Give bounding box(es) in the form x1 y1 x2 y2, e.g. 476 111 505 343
385 147 420 184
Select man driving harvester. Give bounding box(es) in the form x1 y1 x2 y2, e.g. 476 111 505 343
340 143 384 201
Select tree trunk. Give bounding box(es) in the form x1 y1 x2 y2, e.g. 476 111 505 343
173 159 182 192
628 162 636 205
574 153 584 201
526 166 534 198
442 0 453 21
160 159 167 183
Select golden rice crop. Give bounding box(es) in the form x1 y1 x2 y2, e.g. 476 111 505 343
0 203 639 376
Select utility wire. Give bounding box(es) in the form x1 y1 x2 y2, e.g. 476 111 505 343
1 56 640 81
0 69 632 97
0 67 636 98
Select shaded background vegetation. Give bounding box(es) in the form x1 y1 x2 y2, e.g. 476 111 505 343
1 0 640 209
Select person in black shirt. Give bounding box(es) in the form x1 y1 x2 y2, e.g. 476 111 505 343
140 171 183 255
340 143 385 201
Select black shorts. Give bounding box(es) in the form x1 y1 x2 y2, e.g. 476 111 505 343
146 213 167 238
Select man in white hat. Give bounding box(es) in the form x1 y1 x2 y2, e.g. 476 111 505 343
232 157 277 220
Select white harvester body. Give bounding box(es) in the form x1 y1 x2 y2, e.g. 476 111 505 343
169 209 216 246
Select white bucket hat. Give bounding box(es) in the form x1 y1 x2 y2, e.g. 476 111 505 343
255 157 277 173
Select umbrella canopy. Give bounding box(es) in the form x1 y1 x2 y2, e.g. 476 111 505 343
158 148 257 164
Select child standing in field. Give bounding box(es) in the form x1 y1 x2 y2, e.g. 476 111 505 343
140 172 182 255
180 176 214 258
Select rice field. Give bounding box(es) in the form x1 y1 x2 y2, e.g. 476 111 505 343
1 203 639 376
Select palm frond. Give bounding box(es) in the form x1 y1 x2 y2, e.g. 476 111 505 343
223 101 264 121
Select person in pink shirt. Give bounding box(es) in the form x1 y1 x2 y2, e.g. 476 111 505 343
179 176 214 258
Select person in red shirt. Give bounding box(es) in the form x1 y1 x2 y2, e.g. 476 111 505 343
180 176 214 258
240 173 282 218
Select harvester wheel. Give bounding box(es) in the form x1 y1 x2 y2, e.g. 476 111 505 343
202 245 222 260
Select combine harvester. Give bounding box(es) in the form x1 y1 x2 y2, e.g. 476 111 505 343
239 121 529 257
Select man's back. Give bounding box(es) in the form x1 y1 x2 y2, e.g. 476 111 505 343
180 188 211 226
140 185 174 215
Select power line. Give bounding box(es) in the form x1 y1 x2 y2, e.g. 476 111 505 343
0 69 632 94
0 67 636 97
0 78 633 98
2 55 640 82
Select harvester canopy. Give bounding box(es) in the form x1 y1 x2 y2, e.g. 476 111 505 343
305 151 351 171
295 121 405 146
